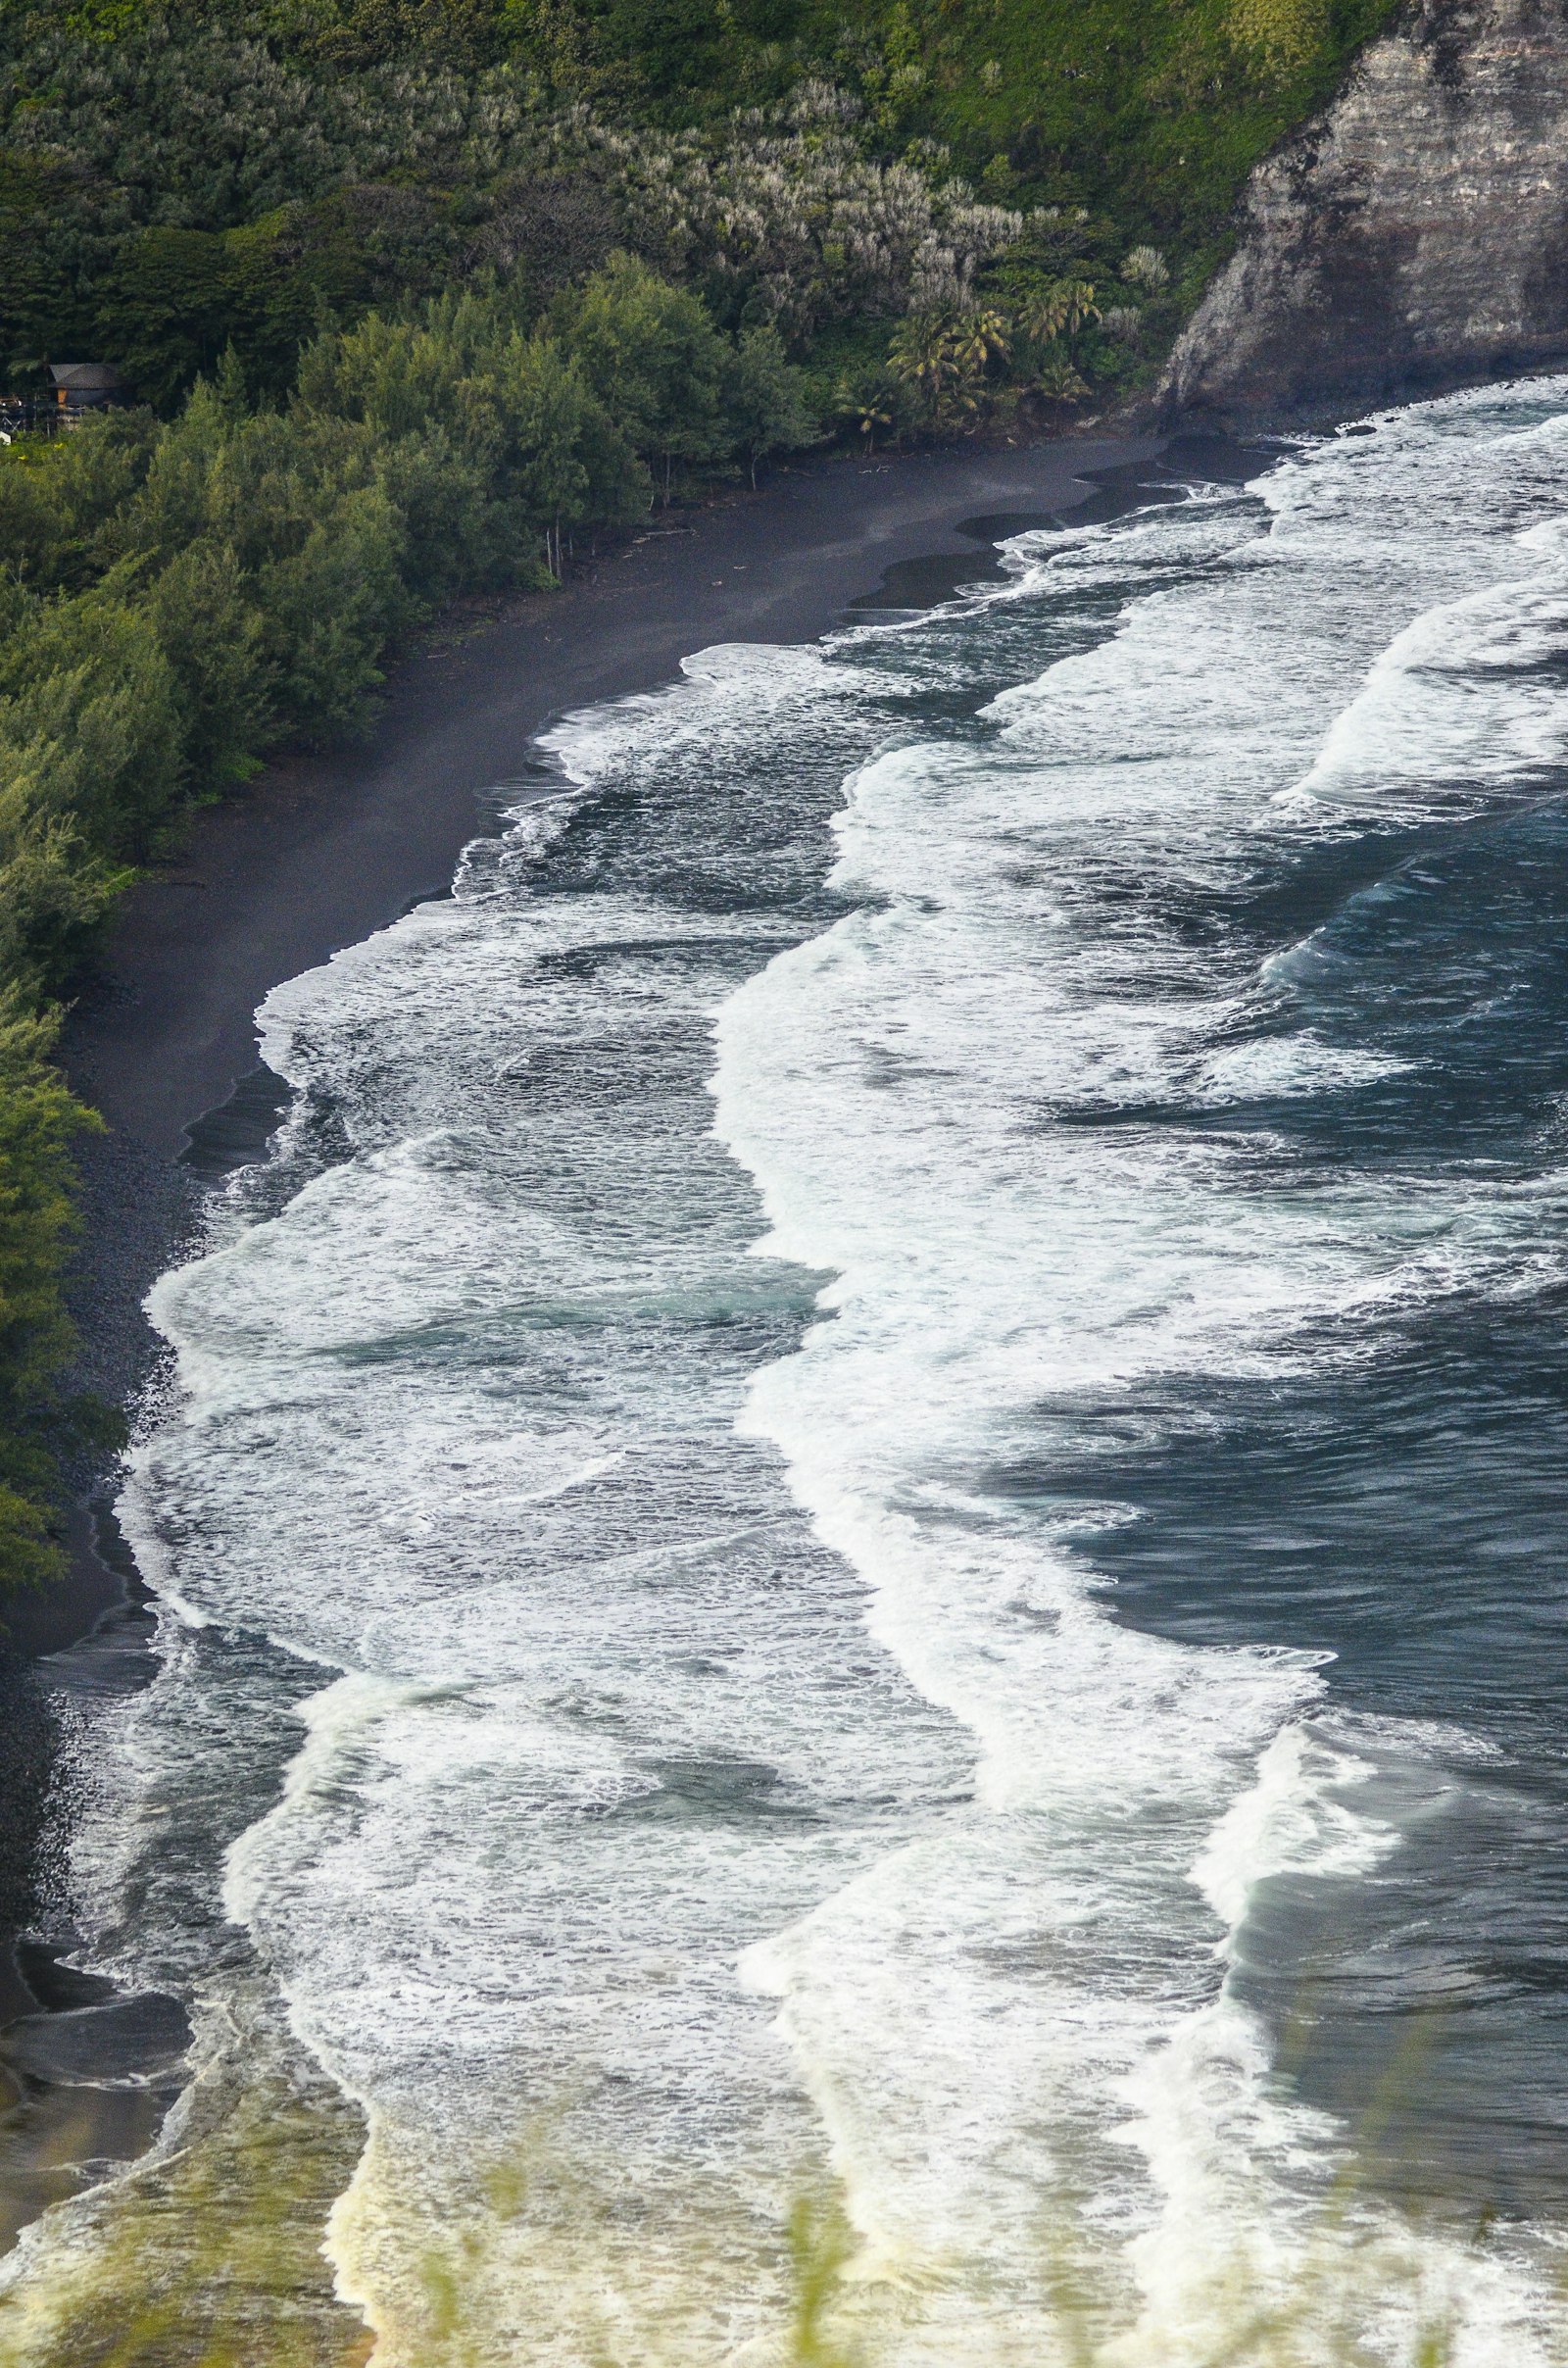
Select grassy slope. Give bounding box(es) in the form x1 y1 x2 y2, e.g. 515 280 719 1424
863 1 1395 220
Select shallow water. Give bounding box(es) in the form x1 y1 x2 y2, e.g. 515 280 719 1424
9 383 1568 2364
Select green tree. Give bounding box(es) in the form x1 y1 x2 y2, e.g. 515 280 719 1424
99 227 238 410
887 310 961 419
0 993 101 1593
142 539 274 787
0 726 124 997
369 421 502 595
948 305 1011 377
833 361 916 453
0 591 186 861
253 481 408 736
460 329 632 574
722 325 816 487
563 254 731 503
1033 349 1090 406
0 413 161 594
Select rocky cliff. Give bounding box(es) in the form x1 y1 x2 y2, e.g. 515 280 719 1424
1163 0 1568 422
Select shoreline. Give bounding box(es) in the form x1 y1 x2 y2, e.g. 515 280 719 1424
61 432 1167 1158
1 424 1195 2264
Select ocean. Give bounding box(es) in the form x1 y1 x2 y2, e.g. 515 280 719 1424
7 379 1568 2365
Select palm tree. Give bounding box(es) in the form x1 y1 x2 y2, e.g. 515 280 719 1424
1021 277 1100 345
889 304 1012 427
887 310 962 413
1034 350 1090 407
836 373 896 452
949 305 1011 375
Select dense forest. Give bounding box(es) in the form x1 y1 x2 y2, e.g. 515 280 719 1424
0 0 1400 1594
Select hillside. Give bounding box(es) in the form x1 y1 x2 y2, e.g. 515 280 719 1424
1 0 1400 410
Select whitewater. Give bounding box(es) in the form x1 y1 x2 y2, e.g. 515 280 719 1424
7 380 1568 2366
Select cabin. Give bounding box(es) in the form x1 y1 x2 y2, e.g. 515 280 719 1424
49 361 122 424
0 365 125 440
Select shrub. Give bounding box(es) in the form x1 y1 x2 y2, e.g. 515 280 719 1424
559 252 732 498
0 261 819 1580
0 993 100 1592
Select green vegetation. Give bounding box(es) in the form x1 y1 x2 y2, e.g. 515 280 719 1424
0 997 101 1592
0 0 1402 412
0 0 1402 1591
0 258 828 1589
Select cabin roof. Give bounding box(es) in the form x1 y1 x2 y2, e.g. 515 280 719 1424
48 362 121 390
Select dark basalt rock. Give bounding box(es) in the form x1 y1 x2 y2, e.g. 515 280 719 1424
1163 0 1568 424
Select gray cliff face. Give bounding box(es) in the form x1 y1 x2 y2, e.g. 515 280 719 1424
1163 0 1568 421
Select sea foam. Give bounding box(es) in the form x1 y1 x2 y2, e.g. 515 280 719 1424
10 385 1568 2365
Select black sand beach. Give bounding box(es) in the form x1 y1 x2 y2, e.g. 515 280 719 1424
1 426 1179 2258
63 433 1167 1155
